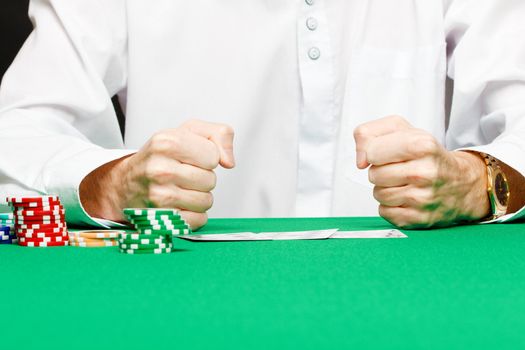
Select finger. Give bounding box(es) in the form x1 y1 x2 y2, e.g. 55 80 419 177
148 129 220 170
142 154 217 192
174 164 217 192
378 205 431 229
182 119 235 169
353 115 412 169
148 183 214 213
366 129 440 166
373 185 434 208
373 186 408 207
368 159 438 187
179 210 208 230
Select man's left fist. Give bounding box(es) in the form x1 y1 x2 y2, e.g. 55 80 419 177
353 115 490 228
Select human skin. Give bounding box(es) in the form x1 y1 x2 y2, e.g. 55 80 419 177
79 119 235 229
354 115 524 228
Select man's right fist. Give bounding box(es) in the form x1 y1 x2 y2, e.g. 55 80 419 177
80 119 235 229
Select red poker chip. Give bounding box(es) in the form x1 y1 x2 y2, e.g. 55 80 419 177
16 222 67 230
10 201 62 210
12 204 63 211
18 240 68 247
18 235 68 243
14 209 65 217
16 226 67 234
17 233 68 240
16 230 68 239
7 196 60 204
15 214 66 223
15 220 65 226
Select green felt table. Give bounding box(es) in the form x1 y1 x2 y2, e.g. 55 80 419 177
2 217 525 349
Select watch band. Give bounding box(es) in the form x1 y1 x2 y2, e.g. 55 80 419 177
481 153 510 220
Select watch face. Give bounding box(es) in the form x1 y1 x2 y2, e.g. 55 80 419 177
495 172 509 206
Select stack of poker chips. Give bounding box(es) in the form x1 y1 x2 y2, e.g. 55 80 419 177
68 230 122 247
0 213 16 244
6 196 69 247
118 208 191 255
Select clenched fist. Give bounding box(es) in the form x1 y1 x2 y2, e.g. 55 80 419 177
80 119 235 229
354 115 490 228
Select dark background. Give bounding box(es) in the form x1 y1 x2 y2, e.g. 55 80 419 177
0 0 125 136
0 0 32 81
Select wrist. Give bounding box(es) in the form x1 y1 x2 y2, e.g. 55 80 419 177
453 151 491 220
79 154 133 222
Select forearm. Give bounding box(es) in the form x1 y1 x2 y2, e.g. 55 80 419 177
79 154 134 223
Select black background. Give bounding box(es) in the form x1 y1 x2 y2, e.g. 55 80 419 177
0 0 125 136
0 0 32 81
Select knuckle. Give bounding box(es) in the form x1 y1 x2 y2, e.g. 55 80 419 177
372 186 381 201
368 167 378 184
144 161 170 181
206 171 217 191
406 163 438 185
146 184 165 206
149 132 173 153
217 124 234 137
189 212 208 230
390 115 408 126
410 134 439 158
353 124 369 140
180 118 198 129
204 192 214 210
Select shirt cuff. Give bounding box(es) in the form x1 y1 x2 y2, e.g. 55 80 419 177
456 134 525 223
43 147 136 227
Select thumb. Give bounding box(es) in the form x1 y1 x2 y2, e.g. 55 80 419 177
353 115 412 169
182 119 236 169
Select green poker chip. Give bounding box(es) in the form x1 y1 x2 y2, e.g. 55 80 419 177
119 247 173 255
137 228 191 235
123 208 179 216
130 219 187 226
119 242 172 250
126 213 182 221
119 232 171 241
118 236 171 245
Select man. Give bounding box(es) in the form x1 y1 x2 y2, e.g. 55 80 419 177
0 0 524 229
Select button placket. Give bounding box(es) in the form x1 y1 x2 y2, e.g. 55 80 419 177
295 0 338 216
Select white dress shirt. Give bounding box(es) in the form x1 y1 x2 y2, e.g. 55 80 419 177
1 0 525 226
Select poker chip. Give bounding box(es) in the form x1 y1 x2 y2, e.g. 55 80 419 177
67 230 122 248
119 247 172 255
119 232 167 240
0 223 16 245
118 208 193 254
68 236 116 243
17 222 66 230
6 195 68 248
18 235 68 243
119 242 172 250
70 241 118 247
18 241 68 247
69 230 123 239
14 208 66 216
17 231 68 239
118 237 169 245
7 195 59 204
16 226 67 234
137 228 190 235
123 208 179 216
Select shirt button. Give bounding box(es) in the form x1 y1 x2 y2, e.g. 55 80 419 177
308 47 321 60
306 17 318 31
305 0 315 5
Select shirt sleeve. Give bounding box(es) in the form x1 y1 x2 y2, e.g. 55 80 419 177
0 0 134 226
444 0 525 222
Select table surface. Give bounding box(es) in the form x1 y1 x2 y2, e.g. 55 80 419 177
2 217 525 350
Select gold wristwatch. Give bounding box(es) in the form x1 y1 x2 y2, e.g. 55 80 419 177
482 153 510 220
